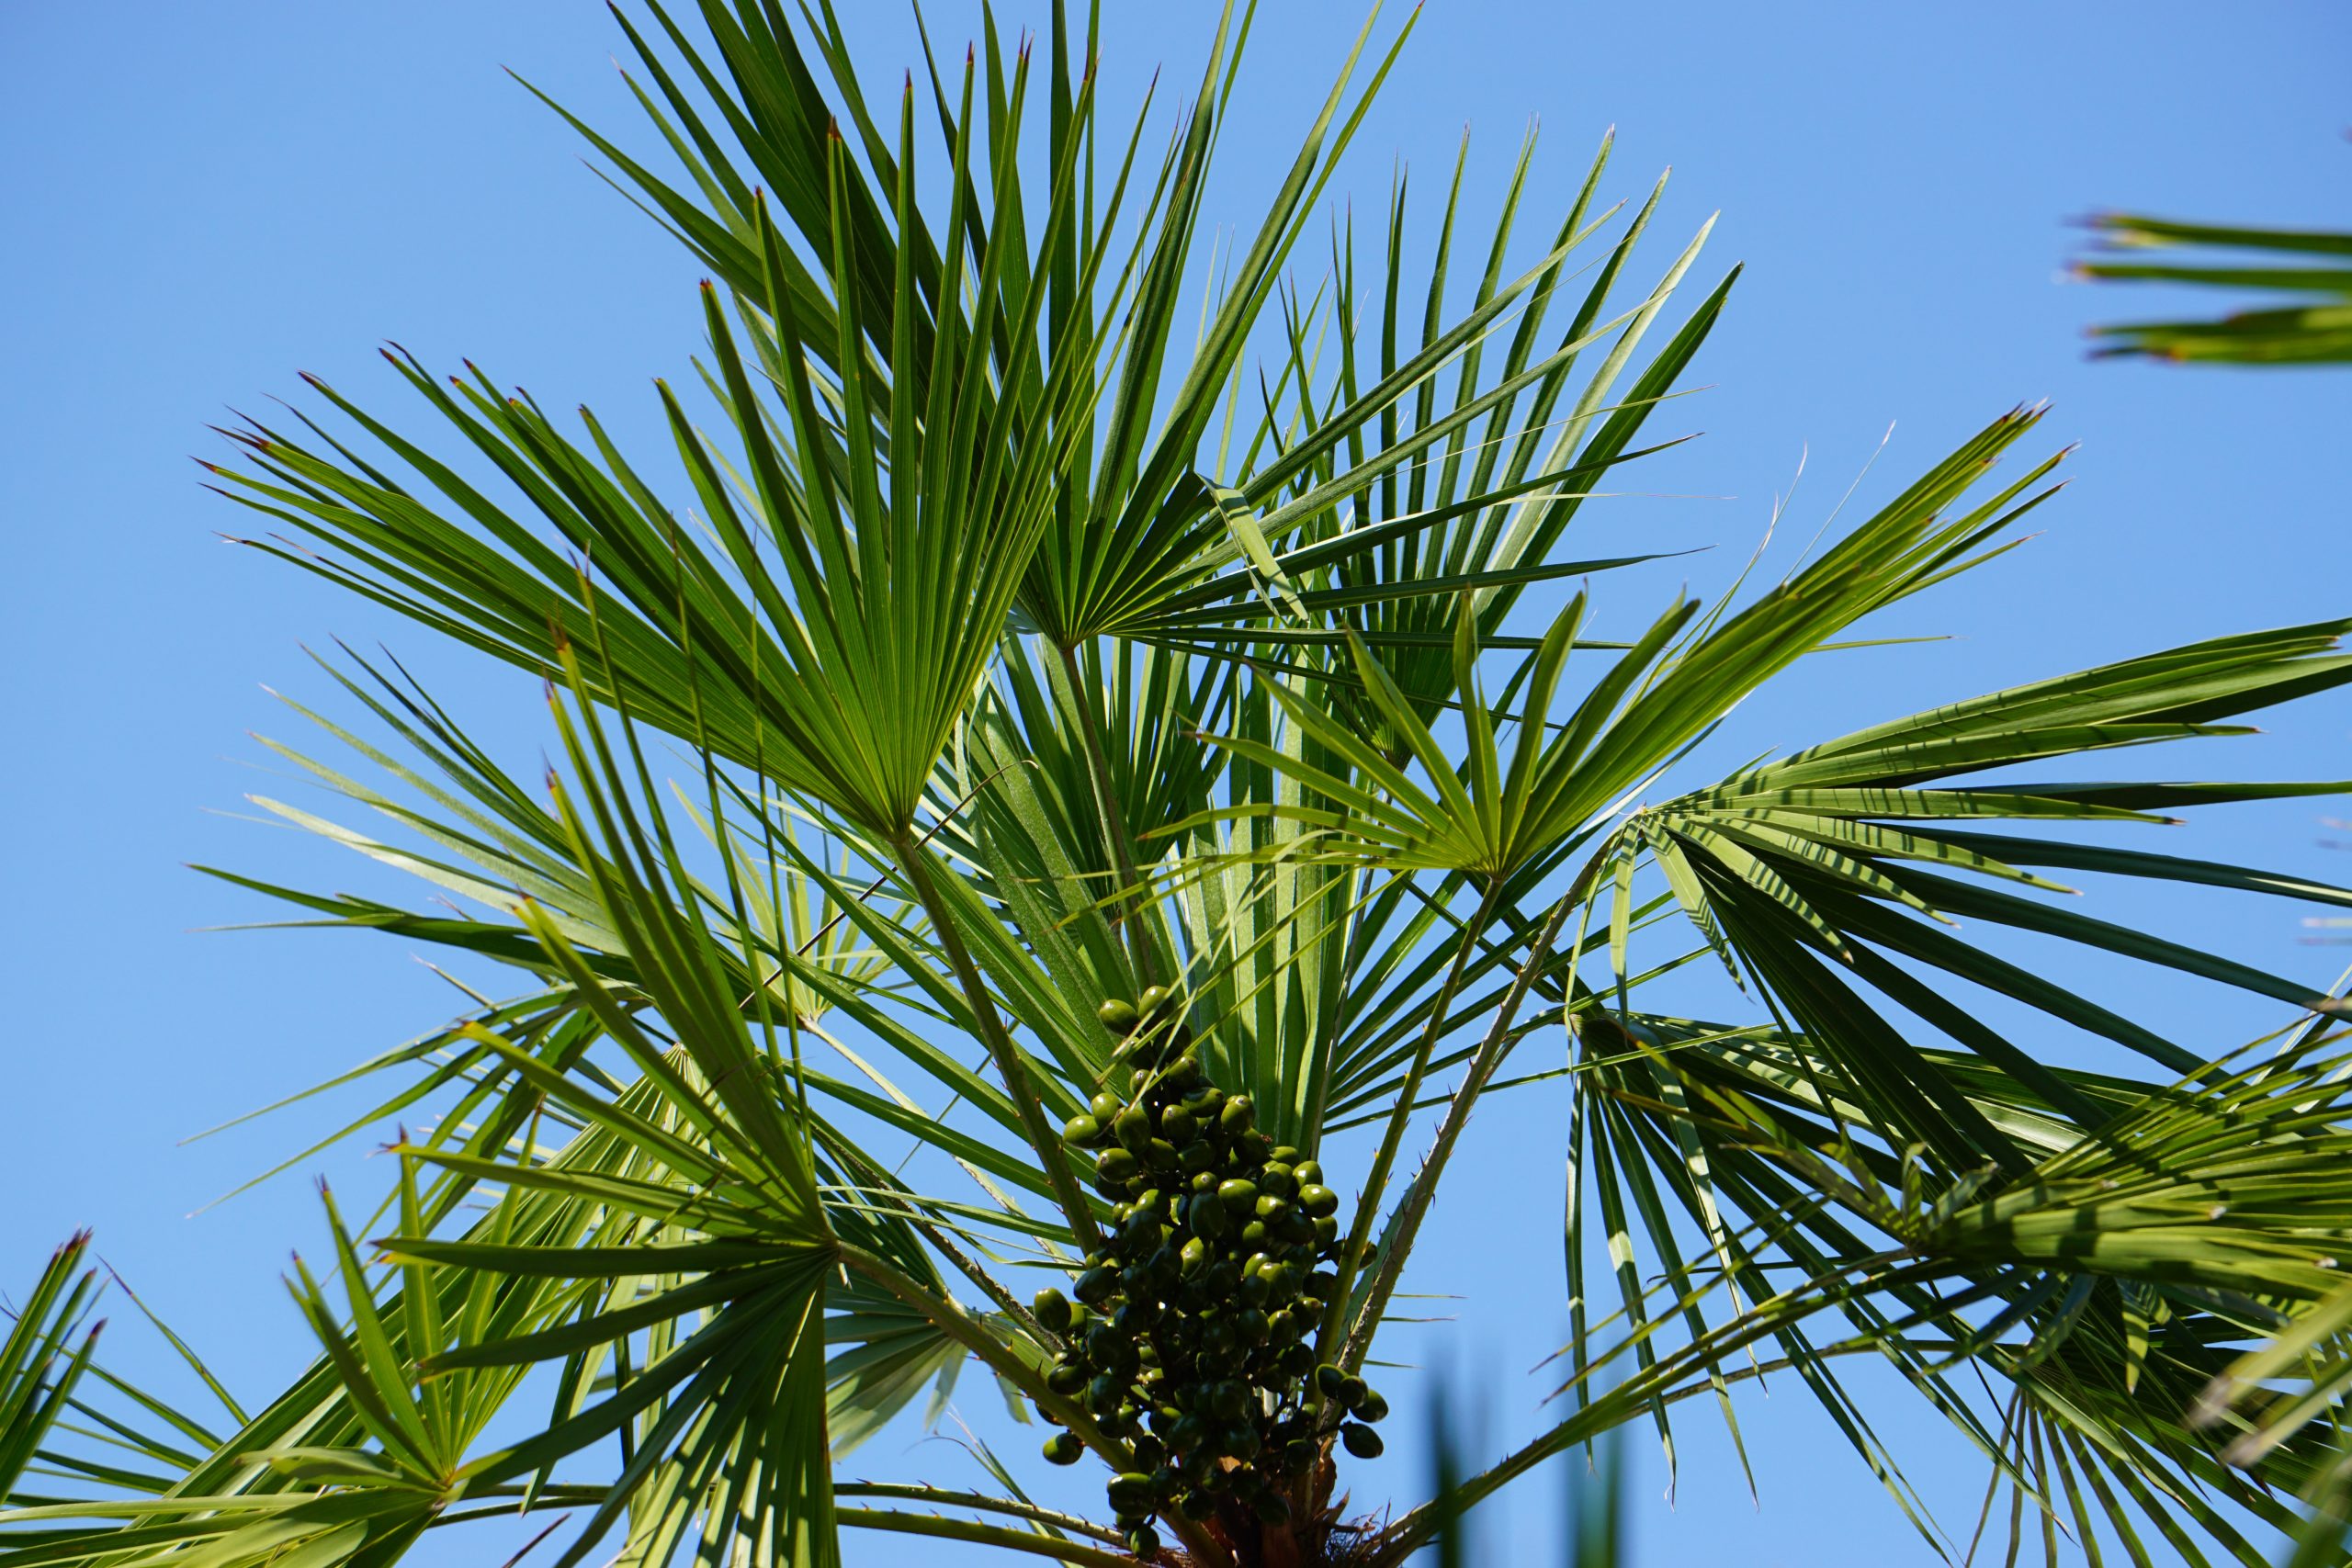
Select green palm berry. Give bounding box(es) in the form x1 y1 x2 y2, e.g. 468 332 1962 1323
1033 1287 1073 1333
1138 984 1174 1017
1356 1388 1390 1423
1091 1091 1121 1122
1106 1471 1155 1510
1159 1102 1197 1144
1219 1095 1256 1135
1098 998 1141 1035
1340 1422 1384 1459
1096 1148 1139 1184
1042 1431 1083 1465
1061 1111 1102 1147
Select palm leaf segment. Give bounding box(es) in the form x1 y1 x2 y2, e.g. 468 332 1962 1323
2075 210 2352 365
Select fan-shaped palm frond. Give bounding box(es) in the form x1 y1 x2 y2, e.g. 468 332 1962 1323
2075 209 2352 365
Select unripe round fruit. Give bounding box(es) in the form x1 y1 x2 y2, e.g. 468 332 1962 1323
1296 1183 1340 1218
1138 984 1173 1017
1096 1148 1139 1184
1220 1095 1256 1135
1033 1287 1072 1334
1098 998 1141 1035
1160 1103 1198 1144
1356 1388 1390 1423
1106 1471 1155 1512
1060 1112 1102 1147
1217 1178 1259 1214
1042 1431 1082 1465
1090 1091 1121 1122
1341 1422 1384 1459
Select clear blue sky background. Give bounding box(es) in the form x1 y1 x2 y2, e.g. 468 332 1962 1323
4 5 2348 1565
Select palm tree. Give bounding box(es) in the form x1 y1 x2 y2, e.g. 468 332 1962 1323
9 5 2352 1565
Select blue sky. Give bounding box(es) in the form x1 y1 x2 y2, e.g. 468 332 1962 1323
4 3 2348 1564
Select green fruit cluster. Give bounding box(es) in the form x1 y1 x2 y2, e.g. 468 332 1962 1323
1027 987 1388 1559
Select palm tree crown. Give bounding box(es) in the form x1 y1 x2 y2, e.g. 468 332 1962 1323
7 6 2352 1567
